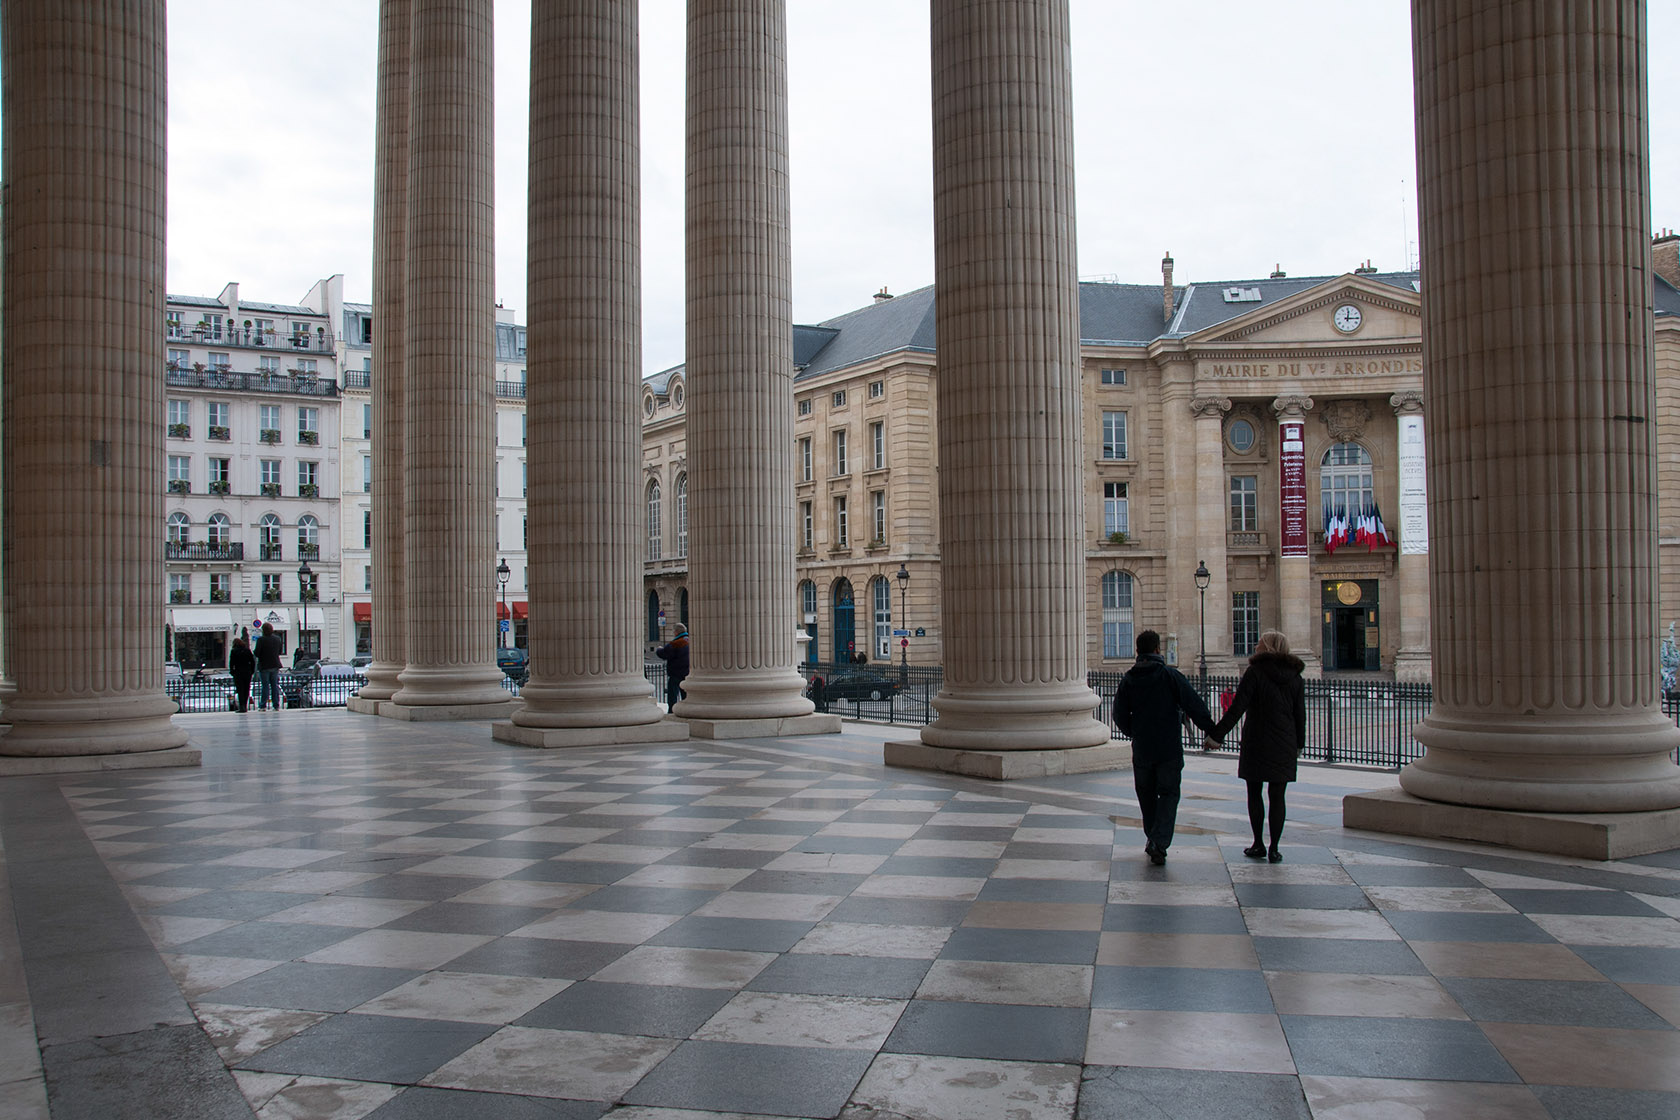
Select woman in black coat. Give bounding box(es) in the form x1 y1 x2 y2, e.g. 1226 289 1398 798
228 637 256 713
1210 630 1306 862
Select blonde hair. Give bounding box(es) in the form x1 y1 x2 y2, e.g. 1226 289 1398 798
1253 630 1291 656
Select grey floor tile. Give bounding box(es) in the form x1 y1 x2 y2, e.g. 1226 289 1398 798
1107 861 1236 885
1382 911 1557 944
237 1012 497 1084
336 874 493 900
1439 977 1674 1029
874 856 999 878
1102 905 1251 935
977 878 1109 903
126 864 271 889
41 1023 253 1120
1251 936 1428 975
1491 889 1669 917
1002 841 1115 861
1092 965 1275 1013
1233 884 1374 910
941 928 1099 965
723 819 825 835
654 849 777 869
507 861 638 883
1571 946 1680 985
747 953 931 998
885 999 1087 1063
1078 1066 1312 1120
26 945 196 1048
175 921 359 960
441 937 631 980
381 902 556 936
365 1086 605 1118
733 869 869 895
620 1039 874 1115
1530 1085 1680 1120
825 898 972 927
1280 1015 1521 1081
569 885 718 915
203 961 420 1012
454 842 583 861
646 916 815 953
1343 865 1482 888
792 836 908 856
515 980 733 1037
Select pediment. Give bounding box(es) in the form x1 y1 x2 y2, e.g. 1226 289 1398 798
1188 275 1421 346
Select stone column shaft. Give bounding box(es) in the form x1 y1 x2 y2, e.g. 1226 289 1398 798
391 0 513 714
357 0 412 704
1392 391 1431 682
1274 396 1320 676
680 0 814 723
499 0 675 743
920 0 1105 751
1 0 188 758
1191 396 1232 679
1403 0 1680 810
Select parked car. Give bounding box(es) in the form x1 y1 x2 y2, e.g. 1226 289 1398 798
169 671 236 713
823 669 900 702
498 647 529 686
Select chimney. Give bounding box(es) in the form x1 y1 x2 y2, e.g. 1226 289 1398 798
1270 264 1286 279
1354 259 1379 275
873 286 894 303
1161 252 1175 323
1655 230 1680 288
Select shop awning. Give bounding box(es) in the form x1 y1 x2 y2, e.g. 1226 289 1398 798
171 607 232 633
497 602 510 620
512 601 528 621
353 602 372 622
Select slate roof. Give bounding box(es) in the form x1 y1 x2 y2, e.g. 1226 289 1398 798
1657 273 1680 318
1167 272 1419 337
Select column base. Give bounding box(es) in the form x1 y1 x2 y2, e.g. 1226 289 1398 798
345 697 385 715
682 713 842 740
886 739 1131 780
0 746 201 776
1344 787 1680 861
492 719 691 749
1392 648 1432 683
381 699 521 722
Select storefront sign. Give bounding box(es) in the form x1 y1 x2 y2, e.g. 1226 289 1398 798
1398 413 1428 554
1279 420 1307 557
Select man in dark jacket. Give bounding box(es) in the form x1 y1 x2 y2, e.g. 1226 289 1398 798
254 623 285 711
1113 629 1217 864
656 626 689 710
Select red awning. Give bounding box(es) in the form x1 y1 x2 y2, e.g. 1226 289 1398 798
497 602 510 620
512 601 529 621
353 602 372 622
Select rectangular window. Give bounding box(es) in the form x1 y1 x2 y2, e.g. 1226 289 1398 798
204 314 223 340
207 401 228 429
835 496 849 547
834 430 849 476
168 399 190 427
523 516 528 550
298 461 318 488
261 573 282 602
797 398 812 416
209 573 230 602
868 380 884 399
1102 411 1127 460
259 356 281 374
363 403 372 439
1233 591 1260 656
522 462 527 497
208 351 230 370
297 358 318 374
800 438 812 482
297 406 318 438
170 573 191 599
166 312 184 338
832 390 847 408
362 456 372 492
364 566 373 591
254 318 275 336
870 421 885 470
364 510 372 549
1230 475 1258 531
1104 481 1129 536
167 347 190 368
209 457 230 484
872 491 886 542
260 459 281 486
521 412 527 446
801 502 813 550
260 404 281 431
168 455 190 484
1101 368 1126 386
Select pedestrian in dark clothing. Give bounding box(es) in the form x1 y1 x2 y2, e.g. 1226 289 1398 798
807 674 827 712
656 626 689 710
1210 629 1306 863
229 637 256 713
1113 629 1217 865
254 623 284 711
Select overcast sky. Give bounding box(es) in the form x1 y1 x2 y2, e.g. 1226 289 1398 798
163 1 1679 374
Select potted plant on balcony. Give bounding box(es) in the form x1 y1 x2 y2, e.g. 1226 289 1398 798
208 425 230 441
167 479 190 494
209 480 230 496
168 423 190 438
210 588 230 603
260 428 282 444
1107 530 1130 545
261 482 282 498
297 430 319 446
299 483 319 499
170 589 191 603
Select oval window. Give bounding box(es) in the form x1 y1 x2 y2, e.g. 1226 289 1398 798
1228 418 1255 453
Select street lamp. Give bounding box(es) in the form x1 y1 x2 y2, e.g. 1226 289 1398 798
297 559 313 664
896 563 910 685
496 558 511 648
1193 559 1210 694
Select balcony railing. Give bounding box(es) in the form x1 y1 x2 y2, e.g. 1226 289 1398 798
343 370 371 390
260 543 283 561
299 543 320 560
1228 530 1267 550
208 425 230 441
170 589 191 603
168 423 190 439
167 479 190 494
261 588 283 602
299 484 320 499
261 482 282 498
208 480 231 496
297 430 319 446
495 379 526 399
167 542 244 561
164 366 339 399
209 326 337 353
209 589 230 603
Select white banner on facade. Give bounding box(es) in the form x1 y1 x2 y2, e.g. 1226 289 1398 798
171 607 233 633
1398 414 1428 555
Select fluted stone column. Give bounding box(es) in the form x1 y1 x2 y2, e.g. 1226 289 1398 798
388 0 515 718
1274 395 1320 676
352 0 412 708
679 0 831 737
1191 396 1232 680
912 0 1107 758
0 1 192 766
494 0 682 747
1355 1 1680 846
1390 391 1431 683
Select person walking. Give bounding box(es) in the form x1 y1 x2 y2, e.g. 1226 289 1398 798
1113 629 1217 865
656 625 690 711
228 636 256 713
1210 629 1307 863
254 622 284 711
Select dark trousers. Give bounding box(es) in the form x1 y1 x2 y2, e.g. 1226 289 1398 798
1133 755 1184 852
666 675 686 709
1247 779 1288 847
234 678 252 712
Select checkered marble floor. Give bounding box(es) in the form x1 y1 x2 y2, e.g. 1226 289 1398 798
2 712 1679 1119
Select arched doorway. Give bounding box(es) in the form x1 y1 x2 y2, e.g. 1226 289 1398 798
646 590 661 643
832 578 855 662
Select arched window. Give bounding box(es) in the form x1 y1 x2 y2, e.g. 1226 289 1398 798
1320 442 1374 518
206 513 230 547
1102 570 1135 660
678 586 688 628
674 474 688 559
872 576 893 660
832 578 856 662
799 580 818 663
167 511 190 546
259 514 282 556
646 481 662 561
646 590 661 643
297 514 319 559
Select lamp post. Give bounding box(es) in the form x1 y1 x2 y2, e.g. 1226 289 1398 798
1193 559 1210 694
297 559 313 663
496 558 511 648
896 563 910 685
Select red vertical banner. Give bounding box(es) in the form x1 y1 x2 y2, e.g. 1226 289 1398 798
1279 421 1307 557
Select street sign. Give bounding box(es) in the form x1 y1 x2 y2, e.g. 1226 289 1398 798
892 629 909 637
901 638 909 648
499 619 510 633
